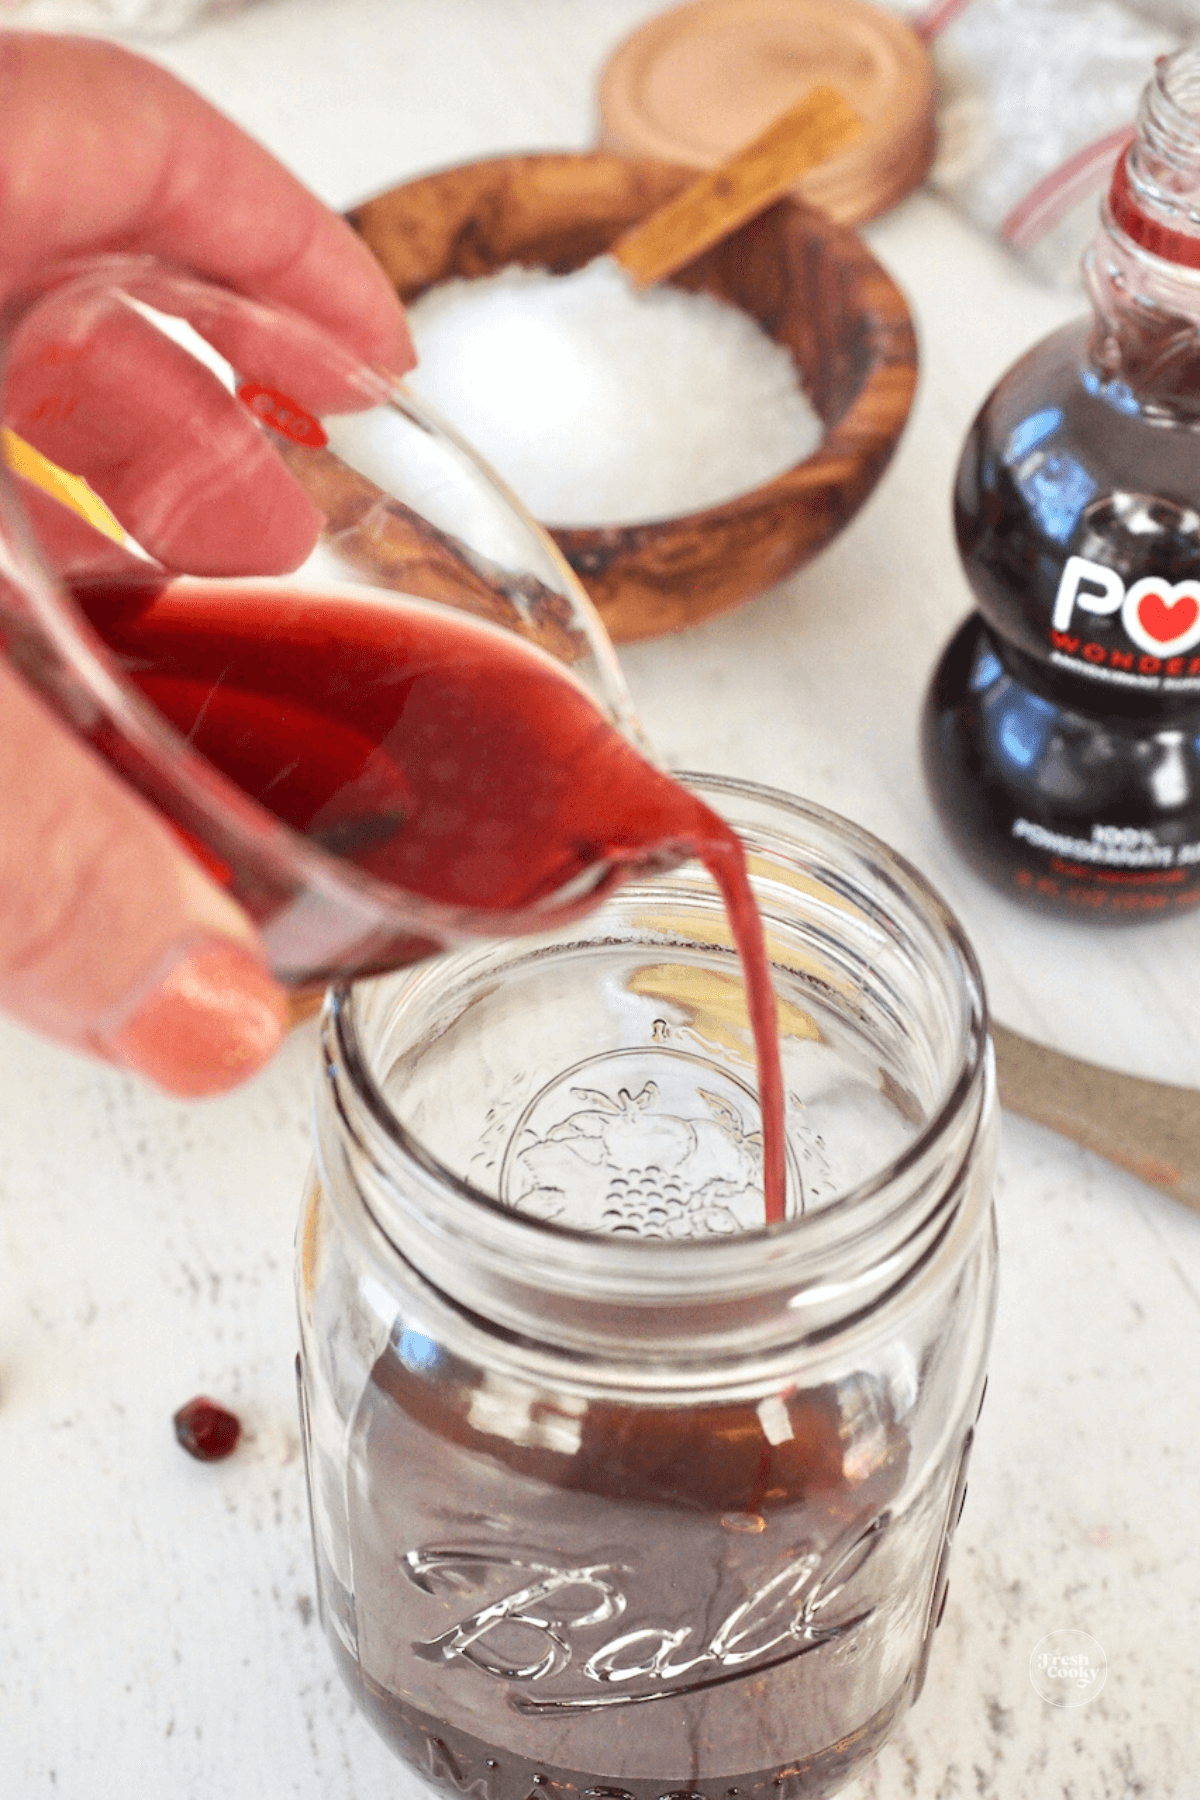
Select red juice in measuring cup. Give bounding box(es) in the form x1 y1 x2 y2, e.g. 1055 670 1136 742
75 575 787 1221
0 256 785 1215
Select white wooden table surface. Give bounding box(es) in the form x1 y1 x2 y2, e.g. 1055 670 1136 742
1 2 1198 1796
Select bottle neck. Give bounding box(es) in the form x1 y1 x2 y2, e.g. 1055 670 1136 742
1086 49 1200 413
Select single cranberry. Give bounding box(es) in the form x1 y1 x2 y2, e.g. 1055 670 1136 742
173 1396 241 1462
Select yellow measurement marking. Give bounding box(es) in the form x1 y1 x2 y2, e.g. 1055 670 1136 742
1 428 124 544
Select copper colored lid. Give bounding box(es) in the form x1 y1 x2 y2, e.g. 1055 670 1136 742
597 0 936 226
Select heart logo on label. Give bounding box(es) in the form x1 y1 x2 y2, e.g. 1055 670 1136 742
1122 577 1200 658
1138 591 1199 641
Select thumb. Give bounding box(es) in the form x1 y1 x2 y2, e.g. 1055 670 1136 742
0 656 288 1096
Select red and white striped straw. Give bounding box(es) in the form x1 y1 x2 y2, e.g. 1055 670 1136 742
1000 124 1135 249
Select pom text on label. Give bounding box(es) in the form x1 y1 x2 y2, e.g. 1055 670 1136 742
1052 554 1200 657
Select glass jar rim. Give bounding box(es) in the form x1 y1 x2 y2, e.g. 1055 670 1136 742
322 774 993 1322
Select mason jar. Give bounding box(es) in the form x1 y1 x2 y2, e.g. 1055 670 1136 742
296 775 998 1800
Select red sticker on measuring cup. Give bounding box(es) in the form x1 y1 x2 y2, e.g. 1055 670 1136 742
236 382 328 448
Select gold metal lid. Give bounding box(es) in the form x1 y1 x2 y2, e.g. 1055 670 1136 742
598 0 936 226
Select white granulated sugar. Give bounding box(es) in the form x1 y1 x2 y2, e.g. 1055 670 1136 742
404 257 824 527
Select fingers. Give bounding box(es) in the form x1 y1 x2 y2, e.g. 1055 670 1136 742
0 655 287 1095
0 38 413 583
0 31 410 1093
0 33 413 377
6 305 324 575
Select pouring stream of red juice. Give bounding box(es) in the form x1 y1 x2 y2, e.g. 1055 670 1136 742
74 576 789 1225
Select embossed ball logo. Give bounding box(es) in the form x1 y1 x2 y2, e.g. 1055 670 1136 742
1028 1630 1107 1707
404 1528 887 1708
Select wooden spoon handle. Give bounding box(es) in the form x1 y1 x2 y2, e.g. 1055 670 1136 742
612 87 864 287
992 1022 1200 1213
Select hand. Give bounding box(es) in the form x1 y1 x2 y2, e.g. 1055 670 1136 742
0 32 415 1095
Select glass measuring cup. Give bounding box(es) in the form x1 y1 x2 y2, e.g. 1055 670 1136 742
0 256 644 987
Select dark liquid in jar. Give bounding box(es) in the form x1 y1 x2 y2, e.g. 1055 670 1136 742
75 579 786 1217
331 1649 908 1800
319 1336 918 1800
927 317 1200 921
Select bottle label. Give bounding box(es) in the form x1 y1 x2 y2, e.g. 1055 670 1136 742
1008 818 1200 916
923 615 1200 924
1049 555 1200 692
1012 818 1200 869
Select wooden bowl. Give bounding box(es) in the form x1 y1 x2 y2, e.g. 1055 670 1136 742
349 151 917 642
